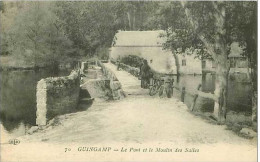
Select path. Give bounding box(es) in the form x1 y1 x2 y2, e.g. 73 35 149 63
103 62 148 95
2 63 256 162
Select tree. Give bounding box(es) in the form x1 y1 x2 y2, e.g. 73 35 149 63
1 1 21 56
231 2 257 123
1 1 160 64
157 1 257 122
55 2 119 56
1 1 74 67
114 1 160 30
54 1 160 58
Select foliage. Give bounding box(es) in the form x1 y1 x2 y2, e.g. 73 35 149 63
1 2 74 66
156 1 256 62
120 55 144 68
0 1 256 76
54 2 115 56
54 1 160 56
95 47 109 60
151 1 257 120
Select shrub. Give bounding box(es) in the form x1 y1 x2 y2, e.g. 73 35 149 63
120 55 144 68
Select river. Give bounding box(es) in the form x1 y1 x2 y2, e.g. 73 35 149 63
175 74 252 113
0 68 72 138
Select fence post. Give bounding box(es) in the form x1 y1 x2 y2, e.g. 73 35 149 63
181 87 185 102
191 84 202 111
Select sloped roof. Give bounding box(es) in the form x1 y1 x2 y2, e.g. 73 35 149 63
113 30 166 47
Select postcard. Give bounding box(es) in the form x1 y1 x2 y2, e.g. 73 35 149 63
0 1 257 161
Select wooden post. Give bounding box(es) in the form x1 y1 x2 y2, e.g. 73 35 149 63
191 84 202 111
181 87 185 102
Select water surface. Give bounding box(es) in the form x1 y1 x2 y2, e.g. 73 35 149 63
0 68 71 137
175 74 251 112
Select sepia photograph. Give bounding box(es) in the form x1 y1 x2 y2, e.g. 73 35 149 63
0 0 257 161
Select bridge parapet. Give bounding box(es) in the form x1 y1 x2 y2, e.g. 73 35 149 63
36 70 80 126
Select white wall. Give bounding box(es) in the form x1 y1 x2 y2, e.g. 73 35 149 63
178 54 202 75
202 59 216 72
110 47 215 75
110 46 177 74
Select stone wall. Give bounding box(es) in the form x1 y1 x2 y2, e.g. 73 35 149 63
98 62 125 100
36 70 80 126
81 79 113 101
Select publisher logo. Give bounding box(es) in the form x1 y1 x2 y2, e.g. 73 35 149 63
8 139 20 145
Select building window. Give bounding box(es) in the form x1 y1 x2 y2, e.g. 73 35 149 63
202 60 206 69
182 59 186 66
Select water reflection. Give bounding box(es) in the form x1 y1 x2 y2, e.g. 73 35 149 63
175 74 251 113
0 68 71 136
227 81 252 112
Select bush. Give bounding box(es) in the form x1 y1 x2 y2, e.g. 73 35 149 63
120 55 144 68
96 47 109 60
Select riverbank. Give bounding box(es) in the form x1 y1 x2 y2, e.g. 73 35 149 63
0 56 36 70
0 55 83 71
